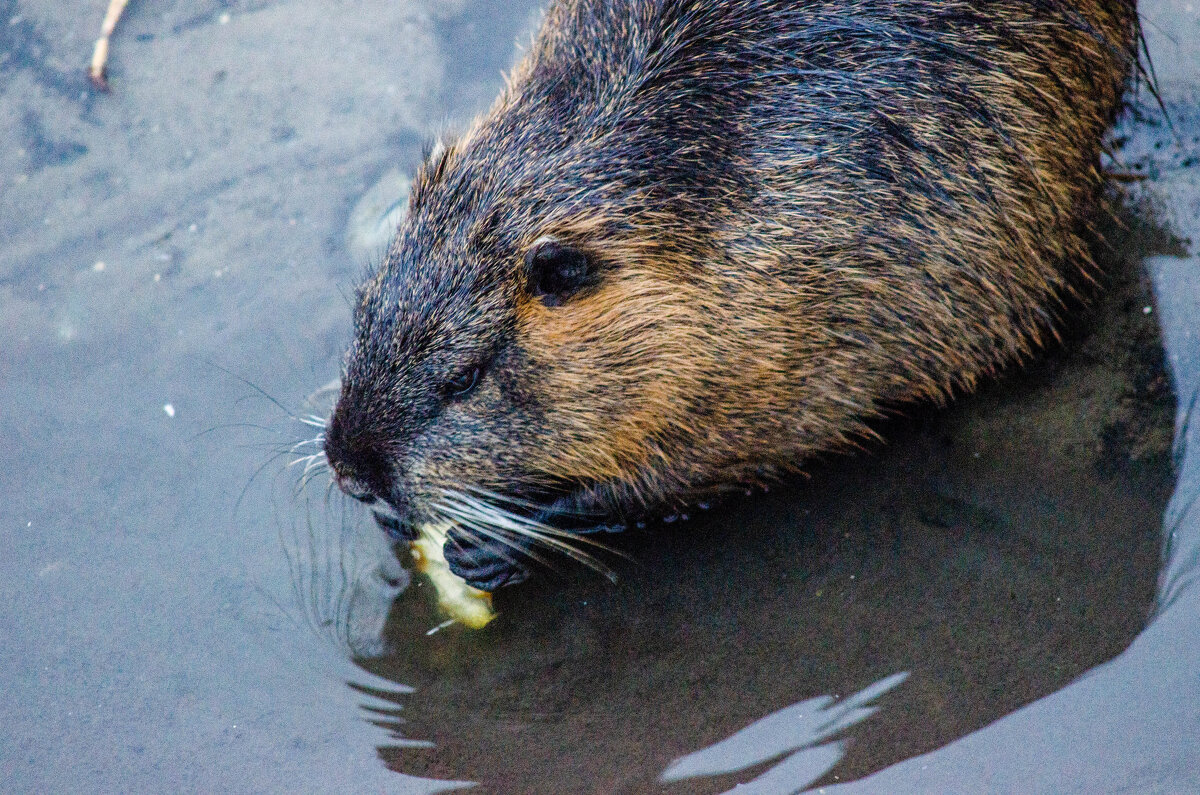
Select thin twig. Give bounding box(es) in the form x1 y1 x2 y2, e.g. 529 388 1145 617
89 0 131 92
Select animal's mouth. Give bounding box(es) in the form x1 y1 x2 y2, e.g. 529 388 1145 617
370 482 624 591
529 486 623 533
371 508 414 542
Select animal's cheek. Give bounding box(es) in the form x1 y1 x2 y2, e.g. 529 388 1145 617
386 449 433 510
509 381 658 483
400 403 535 492
505 355 697 482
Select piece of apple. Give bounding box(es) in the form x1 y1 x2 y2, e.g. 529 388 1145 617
410 522 496 630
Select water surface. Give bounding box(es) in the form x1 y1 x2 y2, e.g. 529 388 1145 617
0 1 1193 792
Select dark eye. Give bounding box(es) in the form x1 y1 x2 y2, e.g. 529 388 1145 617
525 236 597 307
446 367 481 400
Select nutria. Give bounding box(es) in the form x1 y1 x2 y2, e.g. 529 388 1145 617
324 0 1139 591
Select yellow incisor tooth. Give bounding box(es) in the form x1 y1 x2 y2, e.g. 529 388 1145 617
410 522 496 630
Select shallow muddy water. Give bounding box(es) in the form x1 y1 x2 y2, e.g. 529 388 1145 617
1 1 1198 793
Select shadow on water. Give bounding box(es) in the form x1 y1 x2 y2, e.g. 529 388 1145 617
341 198 1179 793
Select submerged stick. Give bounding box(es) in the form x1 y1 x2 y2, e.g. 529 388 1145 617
88 0 130 92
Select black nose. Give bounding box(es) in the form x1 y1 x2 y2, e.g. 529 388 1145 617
323 408 395 503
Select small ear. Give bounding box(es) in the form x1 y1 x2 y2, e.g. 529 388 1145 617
524 236 597 307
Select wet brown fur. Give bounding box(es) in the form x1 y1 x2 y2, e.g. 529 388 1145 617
327 0 1139 567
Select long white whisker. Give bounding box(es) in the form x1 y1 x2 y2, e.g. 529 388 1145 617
435 492 620 582
439 505 584 575
443 491 629 555
289 434 325 454
433 506 558 572
438 514 544 570
297 463 330 494
461 484 603 519
288 452 326 470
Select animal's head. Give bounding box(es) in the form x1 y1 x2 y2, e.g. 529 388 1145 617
322 5 810 589
323 127 736 589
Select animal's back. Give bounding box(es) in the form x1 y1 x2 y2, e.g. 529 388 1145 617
456 0 1139 481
